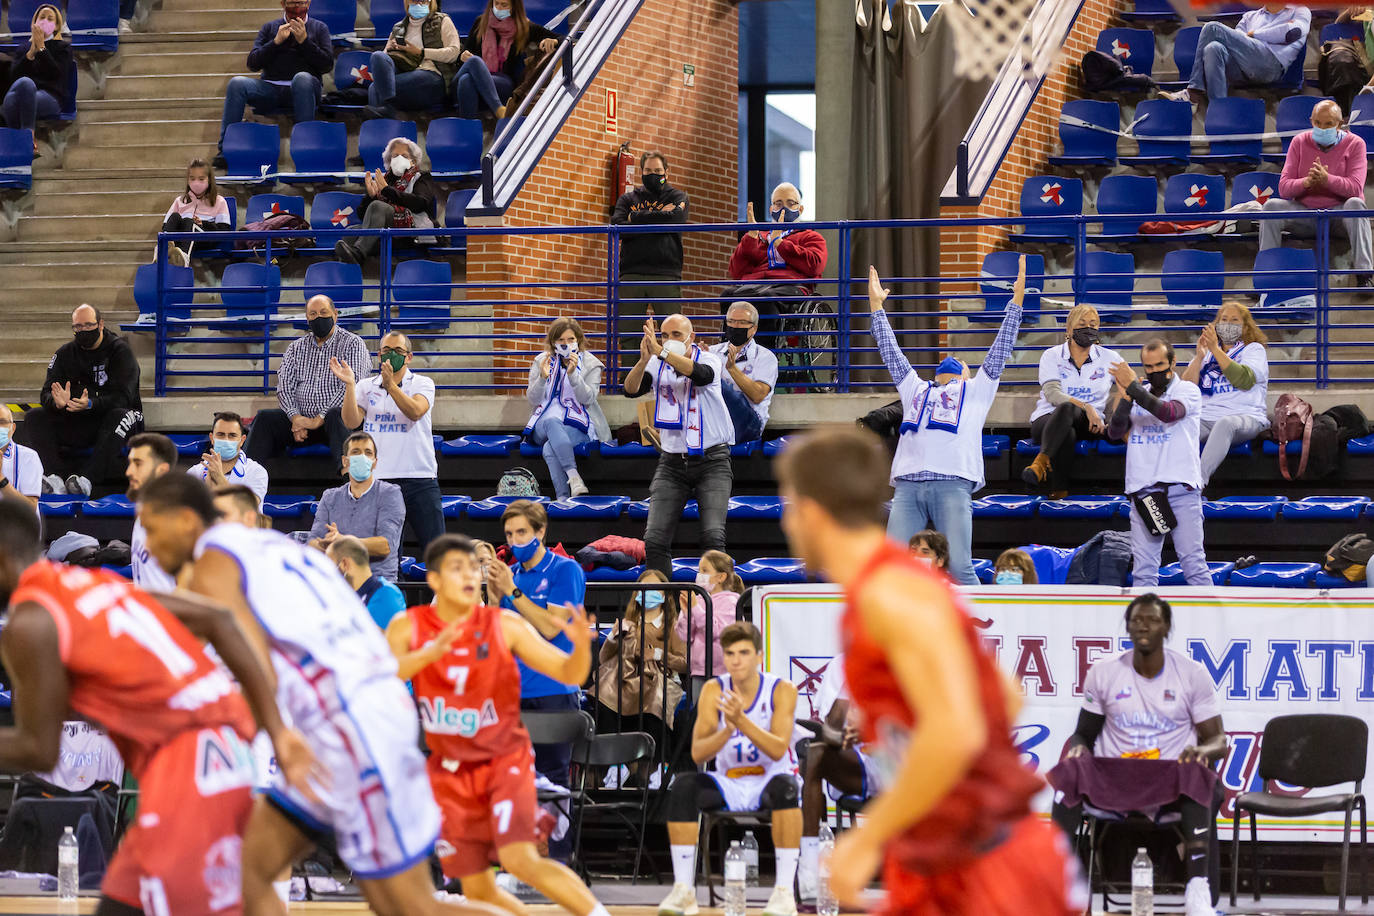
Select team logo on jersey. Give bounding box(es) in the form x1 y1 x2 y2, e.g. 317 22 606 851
435 839 457 858
477 642 489 660
418 696 500 737
203 836 242 911
1114 687 1133 701
195 727 256 797
1163 689 1176 701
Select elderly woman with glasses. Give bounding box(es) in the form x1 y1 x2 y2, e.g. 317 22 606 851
334 136 438 264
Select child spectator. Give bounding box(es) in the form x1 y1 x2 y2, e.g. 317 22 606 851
160 158 232 267
993 548 1037 585
3 4 72 149
674 549 742 699
524 317 610 500
453 0 560 119
908 529 950 573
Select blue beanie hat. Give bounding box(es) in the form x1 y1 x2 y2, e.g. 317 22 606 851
936 356 964 376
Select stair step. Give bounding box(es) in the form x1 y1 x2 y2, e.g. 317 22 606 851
62 141 221 170
32 173 187 192
17 214 162 242
98 73 240 101
0 285 136 313
75 118 222 146
114 50 249 77
0 260 148 281
29 189 182 217
146 9 314 33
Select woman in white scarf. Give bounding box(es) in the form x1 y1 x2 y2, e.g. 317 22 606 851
525 317 611 498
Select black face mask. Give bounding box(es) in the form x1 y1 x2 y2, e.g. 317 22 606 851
1071 327 1100 348
309 316 335 340
724 326 751 347
74 328 101 349
643 174 666 195
1146 369 1171 395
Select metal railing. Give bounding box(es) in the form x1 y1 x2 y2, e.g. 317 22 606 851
150 207 1373 396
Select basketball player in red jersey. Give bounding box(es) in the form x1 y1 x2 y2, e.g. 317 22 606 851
0 493 315 916
774 429 1088 916
385 534 613 916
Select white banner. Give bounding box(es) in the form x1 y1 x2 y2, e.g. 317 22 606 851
756 583 1374 841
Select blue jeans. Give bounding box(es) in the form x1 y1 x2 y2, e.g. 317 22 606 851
452 55 513 117
120 0 137 17
392 477 444 553
530 413 591 499
722 384 764 443
1188 22 1284 100
367 51 448 111
2 78 60 131
887 478 978 585
219 73 321 147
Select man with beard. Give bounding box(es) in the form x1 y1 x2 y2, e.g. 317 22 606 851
126 432 178 591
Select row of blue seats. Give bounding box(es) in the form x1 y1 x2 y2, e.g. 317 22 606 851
1016 173 1281 238
398 554 809 586
251 0 570 47
971 494 1374 520
1 0 120 53
153 433 793 460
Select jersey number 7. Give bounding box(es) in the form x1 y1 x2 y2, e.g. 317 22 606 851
445 665 470 695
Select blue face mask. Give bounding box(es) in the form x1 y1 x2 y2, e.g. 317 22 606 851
770 206 800 223
1313 126 1343 147
491 6 512 19
509 535 541 564
408 2 429 17
995 570 1023 586
0 428 9 450
213 438 238 462
642 590 665 609
347 454 373 482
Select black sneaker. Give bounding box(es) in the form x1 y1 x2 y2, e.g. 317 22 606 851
334 240 362 264
212 152 227 170
362 104 397 121
346 154 365 168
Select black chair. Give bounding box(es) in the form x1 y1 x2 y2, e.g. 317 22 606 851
521 709 595 870
571 730 657 883
1078 807 1202 914
795 725 864 829
699 803 772 906
1231 713 1369 912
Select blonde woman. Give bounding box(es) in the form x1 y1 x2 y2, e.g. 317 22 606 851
3 4 71 139
1182 301 1270 484
674 549 743 699
524 317 611 498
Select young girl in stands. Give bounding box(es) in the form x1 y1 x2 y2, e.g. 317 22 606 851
1181 301 1270 485
524 317 610 500
160 158 232 266
675 550 743 702
3 4 72 152
453 0 561 119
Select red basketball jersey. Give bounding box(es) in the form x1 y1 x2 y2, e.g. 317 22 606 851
408 602 530 763
842 541 1043 873
10 562 255 780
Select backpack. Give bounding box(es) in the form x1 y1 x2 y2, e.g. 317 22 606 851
1323 533 1374 583
1323 404 1371 444
1271 393 1315 481
1079 49 1155 93
497 467 540 497
237 213 312 253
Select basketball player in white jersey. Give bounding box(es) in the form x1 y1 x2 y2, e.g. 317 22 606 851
659 621 801 916
136 473 504 916
125 432 178 591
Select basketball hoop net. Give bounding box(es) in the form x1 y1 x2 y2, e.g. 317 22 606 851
945 0 1071 84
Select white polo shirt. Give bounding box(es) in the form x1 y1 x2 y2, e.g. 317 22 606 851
1 441 42 500
186 453 269 503
1029 343 1124 422
1124 376 1203 495
357 370 437 479
646 351 734 454
1198 342 1269 424
710 340 779 429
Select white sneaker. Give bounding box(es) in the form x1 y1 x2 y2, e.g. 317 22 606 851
42 473 64 495
1161 88 1193 104
657 883 700 916
65 475 91 497
763 885 798 916
118 17 132 32
567 473 588 498
433 889 468 904
1184 876 1217 916
167 243 189 268
495 872 538 899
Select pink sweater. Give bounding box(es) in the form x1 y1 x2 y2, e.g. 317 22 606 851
675 590 739 676
1278 131 1368 211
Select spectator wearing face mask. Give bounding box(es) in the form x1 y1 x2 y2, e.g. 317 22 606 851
4 4 72 147
308 432 406 581
161 158 231 269
453 0 560 119
1260 99 1372 285
1181 302 1270 485
993 548 1037 586
724 182 829 325
364 0 461 119
1023 305 1125 494
907 530 950 573
0 405 42 511
212 0 331 170
186 411 268 504
334 137 437 265
611 150 689 359
1107 340 1209 587
525 317 610 500
243 295 370 465
675 549 743 700
709 302 778 444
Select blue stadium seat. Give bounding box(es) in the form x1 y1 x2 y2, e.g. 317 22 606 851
1076 250 1135 321
1015 438 1039 456
287 443 331 457
600 441 659 458
392 259 453 325
971 495 1040 518
1193 97 1264 166
358 119 418 173
441 495 471 518
1156 26 1200 90
1253 247 1315 319
973 558 995 584
1096 28 1155 77
466 496 550 519
220 123 279 184
312 0 358 40
731 440 762 458
1091 174 1157 241
1159 560 1234 585
546 496 629 519
523 0 571 31
303 261 364 310
133 263 195 321
1037 496 1129 518
1162 173 1225 217
628 499 698 520
280 121 348 184
1321 21 1365 43
1273 43 1306 92
1349 433 1374 454
762 437 792 457
437 434 520 456
1231 171 1281 209
1315 570 1366 589
426 118 484 180
1230 562 1320 588
737 558 808 585
976 251 1042 321
1352 95 1374 152
219 262 282 320
1197 2 1246 21
1012 177 1082 243
368 0 405 43
1049 100 1120 167
0 127 33 189
1154 249 1224 321
51 57 77 123
587 565 647 583
5 0 46 38
82 495 135 518
727 496 785 520
1121 0 1181 23
167 434 209 457
1261 439 1303 456
398 557 427 581
1203 495 1287 520
311 190 365 231
1020 544 1079 585
1120 99 1191 167
321 50 373 114
244 193 306 224
66 0 119 52
261 495 316 518
1266 96 1329 165
38 496 79 518
1280 496 1371 520
983 434 1010 457
519 440 598 458
431 189 476 257
1097 440 1127 455
102 566 133 581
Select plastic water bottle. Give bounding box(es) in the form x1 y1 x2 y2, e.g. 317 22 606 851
1131 847 1153 916
816 823 839 916
741 830 759 886
723 841 747 916
58 826 78 901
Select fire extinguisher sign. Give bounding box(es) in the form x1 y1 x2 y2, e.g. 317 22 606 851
605 89 618 135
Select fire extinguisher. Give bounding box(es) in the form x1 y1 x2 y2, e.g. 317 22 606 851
610 141 635 210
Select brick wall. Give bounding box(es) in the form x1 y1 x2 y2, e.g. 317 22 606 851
467 0 740 386
938 0 1121 294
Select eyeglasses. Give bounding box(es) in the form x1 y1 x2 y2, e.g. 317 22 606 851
380 347 410 357
72 322 98 331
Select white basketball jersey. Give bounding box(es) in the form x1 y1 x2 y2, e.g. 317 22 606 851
131 518 176 592
711 672 798 784
193 524 399 730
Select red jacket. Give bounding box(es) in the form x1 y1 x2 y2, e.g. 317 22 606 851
727 228 828 289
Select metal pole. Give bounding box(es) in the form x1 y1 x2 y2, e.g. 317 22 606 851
1317 212 1330 389
263 236 274 395
607 228 621 390
837 223 851 392
154 237 167 396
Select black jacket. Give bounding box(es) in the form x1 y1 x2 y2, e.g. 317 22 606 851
611 184 689 278
459 17 560 81
39 331 142 414
11 38 71 103
246 17 333 81
367 171 438 220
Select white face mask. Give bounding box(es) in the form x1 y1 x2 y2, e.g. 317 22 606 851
662 339 688 358
554 341 577 358
390 155 412 176
695 571 716 591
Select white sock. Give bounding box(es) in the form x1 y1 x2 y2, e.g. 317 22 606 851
799 836 819 879
272 880 291 905
775 847 799 890
671 844 697 887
